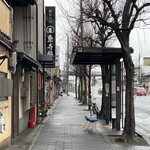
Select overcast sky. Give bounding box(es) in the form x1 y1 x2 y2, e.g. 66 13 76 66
130 28 150 66
44 0 150 68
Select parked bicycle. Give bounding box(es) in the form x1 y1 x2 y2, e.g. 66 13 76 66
90 102 100 119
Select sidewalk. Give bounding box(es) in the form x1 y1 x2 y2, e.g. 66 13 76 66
6 94 150 150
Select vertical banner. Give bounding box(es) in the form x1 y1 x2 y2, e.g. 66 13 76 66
46 7 55 62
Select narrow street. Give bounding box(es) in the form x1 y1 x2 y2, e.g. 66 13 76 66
6 94 150 150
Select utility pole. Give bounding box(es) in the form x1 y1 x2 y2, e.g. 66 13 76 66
66 36 69 96
80 0 83 46
138 53 141 84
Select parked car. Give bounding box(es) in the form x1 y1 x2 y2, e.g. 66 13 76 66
134 87 147 96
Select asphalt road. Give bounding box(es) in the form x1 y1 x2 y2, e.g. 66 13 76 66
134 95 150 144
91 84 150 144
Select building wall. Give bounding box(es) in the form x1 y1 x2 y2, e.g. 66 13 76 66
0 0 12 34
55 46 60 67
143 57 150 66
14 65 32 134
0 58 12 148
0 1 12 148
13 6 36 60
12 4 38 135
11 62 34 135
30 72 37 105
19 70 30 118
142 58 150 94
38 0 44 55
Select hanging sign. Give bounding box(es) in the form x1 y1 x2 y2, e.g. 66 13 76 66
46 7 55 61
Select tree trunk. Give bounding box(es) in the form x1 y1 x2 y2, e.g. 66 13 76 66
117 32 135 142
121 50 135 142
83 75 87 105
80 76 83 103
75 74 77 99
78 77 81 101
88 66 92 99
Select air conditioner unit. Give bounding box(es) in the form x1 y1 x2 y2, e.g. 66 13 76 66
9 52 17 68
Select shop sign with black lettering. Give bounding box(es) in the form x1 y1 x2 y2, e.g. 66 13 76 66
46 7 55 61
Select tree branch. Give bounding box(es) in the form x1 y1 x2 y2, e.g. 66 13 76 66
129 2 150 30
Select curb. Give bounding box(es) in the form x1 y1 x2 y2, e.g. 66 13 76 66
27 96 61 150
6 96 61 150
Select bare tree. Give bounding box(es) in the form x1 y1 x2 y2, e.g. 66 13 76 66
55 0 150 142
82 0 150 142
58 0 117 116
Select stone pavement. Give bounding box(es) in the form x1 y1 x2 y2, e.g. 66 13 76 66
6 94 150 150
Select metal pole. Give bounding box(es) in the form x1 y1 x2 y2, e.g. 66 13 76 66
66 36 69 96
35 1 39 118
138 53 141 84
121 60 124 128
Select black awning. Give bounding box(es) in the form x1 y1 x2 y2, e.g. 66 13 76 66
70 47 133 65
5 0 36 7
17 51 41 70
39 55 55 68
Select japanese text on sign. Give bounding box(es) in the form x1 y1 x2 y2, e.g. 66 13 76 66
46 7 55 59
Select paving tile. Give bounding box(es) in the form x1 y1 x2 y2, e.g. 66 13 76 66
6 94 150 150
